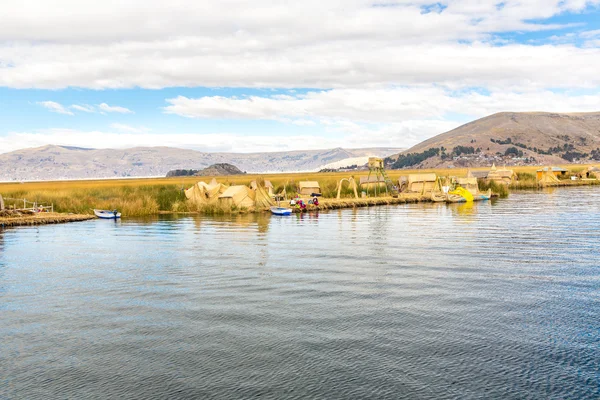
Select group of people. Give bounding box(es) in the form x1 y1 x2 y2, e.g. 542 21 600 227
289 196 319 210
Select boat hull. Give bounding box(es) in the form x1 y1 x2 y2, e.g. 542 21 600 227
270 206 292 216
94 209 121 219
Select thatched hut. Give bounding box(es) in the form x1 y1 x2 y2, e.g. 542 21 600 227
538 168 561 185
250 180 274 197
253 179 275 208
487 163 517 185
298 181 321 196
185 181 228 206
359 176 386 190
536 167 567 180
0 194 4 211
576 166 600 179
218 185 256 208
406 174 441 194
456 171 480 196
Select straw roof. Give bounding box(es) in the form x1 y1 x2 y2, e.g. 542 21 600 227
218 185 256 208
298 181 321 195
408 173 437 183
536 166 568 172
406 173 440 194
253 180 275 209
250 179 273 189
185 181 228 205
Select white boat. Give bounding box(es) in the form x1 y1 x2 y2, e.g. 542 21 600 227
270 206 292 216
94 209 121 219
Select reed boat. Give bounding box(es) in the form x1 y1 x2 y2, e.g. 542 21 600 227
270 206 292 216
431 191 447 202
94 209 121 219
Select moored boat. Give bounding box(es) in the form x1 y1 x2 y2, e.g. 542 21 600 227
270 206 292 216
431 191 447 202
94 209 121 219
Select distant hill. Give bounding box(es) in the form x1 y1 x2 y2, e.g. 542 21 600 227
167 163 245 177
0 145 402 181
387 112 600 169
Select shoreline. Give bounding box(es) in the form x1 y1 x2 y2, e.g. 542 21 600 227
2 167 600 222
2 180 599 227
0 213 95 228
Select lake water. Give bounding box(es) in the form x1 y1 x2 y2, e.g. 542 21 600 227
1 187 599 399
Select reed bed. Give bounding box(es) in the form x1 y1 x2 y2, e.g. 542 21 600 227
1 163 598 216
477 179 509 198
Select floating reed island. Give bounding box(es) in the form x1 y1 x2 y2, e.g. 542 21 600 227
1 162 600 221
0 210 94 228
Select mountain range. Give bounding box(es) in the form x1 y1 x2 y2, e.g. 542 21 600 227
4 111 600 181
387 111 600 169
0 145 402 181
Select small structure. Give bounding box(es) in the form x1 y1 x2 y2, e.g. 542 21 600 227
538 168 561 185
456 170 480 196
218 185 256 208
251 179 274 197
487 163 517 185
185 181 228 206
406 173 441 194
298 181 321 196
359 176 386 189
576 166 600 179
536 167 568 181
0 194 4 211
365 157 396 196
253 179 275 208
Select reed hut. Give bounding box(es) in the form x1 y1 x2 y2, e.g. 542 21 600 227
185 181 228 206
218 185 256 208
576 166 600 179
538 168 561 185
0 194 4 211
253 179 275 208
406 174 441 194
536 167 567 180
486 163 517 185
250 180 274 197
456 171 480 195
359 176 386 190
298 181 321 196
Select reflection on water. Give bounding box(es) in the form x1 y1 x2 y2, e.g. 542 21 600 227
1 187 600 399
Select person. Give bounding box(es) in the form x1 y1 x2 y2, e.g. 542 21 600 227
313 197 319 206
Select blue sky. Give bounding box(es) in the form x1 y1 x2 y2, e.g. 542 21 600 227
1 1 600 153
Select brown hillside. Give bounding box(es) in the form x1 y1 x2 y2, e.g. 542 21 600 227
390 112 600 168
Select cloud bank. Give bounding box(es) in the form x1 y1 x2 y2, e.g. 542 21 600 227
1 1 599 90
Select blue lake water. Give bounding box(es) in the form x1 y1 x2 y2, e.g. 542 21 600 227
1 187 599 399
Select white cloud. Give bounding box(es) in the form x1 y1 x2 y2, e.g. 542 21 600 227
71 104 96 113
98 103 134 114
164 87 600 124
580 29 600 38
110 123 149 133
0 1 599 89
37 101 74 115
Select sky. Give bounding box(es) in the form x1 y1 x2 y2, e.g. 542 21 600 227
1 0 600 154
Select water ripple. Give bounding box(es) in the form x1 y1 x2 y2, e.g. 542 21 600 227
1 187 599 399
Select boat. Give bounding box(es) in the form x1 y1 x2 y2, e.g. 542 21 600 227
431 191 447 202
94 209 121 219
270 206 292 216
